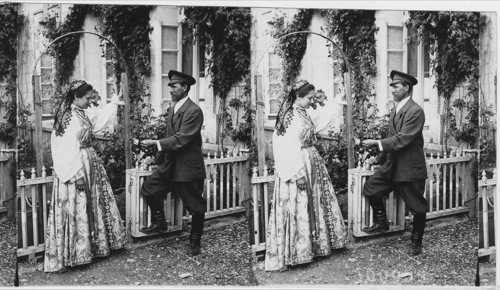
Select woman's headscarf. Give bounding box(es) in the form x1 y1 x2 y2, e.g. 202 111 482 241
274 80 314 136
53 80 88 136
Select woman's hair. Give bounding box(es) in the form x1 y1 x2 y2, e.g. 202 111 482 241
53 80 93 136
275 80 315 136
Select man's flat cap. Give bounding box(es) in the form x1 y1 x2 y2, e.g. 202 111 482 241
168 70 196 86
390 70 418 86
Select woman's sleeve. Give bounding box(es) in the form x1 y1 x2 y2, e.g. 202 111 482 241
272 114 305 182
85 94 121 134
51 116 85 183
307 90 343 133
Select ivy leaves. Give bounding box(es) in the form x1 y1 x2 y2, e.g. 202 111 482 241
182 7 252 101
0 4 23 145
181 7 252 147
407 12 486 147
271 9 314 88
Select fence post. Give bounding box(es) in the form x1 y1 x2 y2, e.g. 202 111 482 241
239 150 254 245
465 151 479 219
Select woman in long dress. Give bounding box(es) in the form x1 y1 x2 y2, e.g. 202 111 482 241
265 80 348 272
44 80 127 273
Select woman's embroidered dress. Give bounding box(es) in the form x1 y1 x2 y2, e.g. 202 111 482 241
44 101 126 272
265 104 348 271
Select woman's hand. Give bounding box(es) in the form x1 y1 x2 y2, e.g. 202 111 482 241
75 177 86 191
111 88 125 105
296 177 307 191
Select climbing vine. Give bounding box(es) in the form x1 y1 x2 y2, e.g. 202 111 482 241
320 9 380 141
39 4 154 191
406 11 486 149
321 10 383 189
271 9 314 88
0 4 23 146
181 7 252 149
270 9 382 190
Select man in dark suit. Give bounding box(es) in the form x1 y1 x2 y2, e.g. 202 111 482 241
360 70 429 256
139 70 207 256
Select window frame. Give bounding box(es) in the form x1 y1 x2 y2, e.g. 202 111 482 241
156 22 182 113
386 24 407 110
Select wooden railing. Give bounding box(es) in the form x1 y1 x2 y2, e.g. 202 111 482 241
126 151 250 240
424 151 475 219
347 167 406 240
350 151 475 240
250 165 274 255
249 151 476 255
17 167 53 259
17 151 251 256
478 169 496 260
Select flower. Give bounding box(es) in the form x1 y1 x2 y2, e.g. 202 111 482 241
311 89 327 110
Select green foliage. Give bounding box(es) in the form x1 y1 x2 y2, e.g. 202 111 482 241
97 5 154 79
271 9 381 189
314 133 348 189
222 91 255 147
94 5 154 192
271 9 314 87
319 10 381 188
320 10 379 139
44 5 96 86
479 103 495 171
40 5 154 192
0 4 23 146
406 12 486 148
182 7 252 101
181 7 253 148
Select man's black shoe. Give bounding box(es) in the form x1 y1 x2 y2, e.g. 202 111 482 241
362 211 390 234
407 232 423 255
362 222 390 234
140 222 169 234
187 233 201 256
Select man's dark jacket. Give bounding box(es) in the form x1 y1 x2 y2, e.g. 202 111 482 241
154 97 206 181
377 98 427 182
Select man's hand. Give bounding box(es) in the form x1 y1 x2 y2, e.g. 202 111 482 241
75 177 85 191
140 139 158 149
361 139 378 149
296 177 307 191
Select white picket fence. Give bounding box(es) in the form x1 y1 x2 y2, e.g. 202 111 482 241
250 151 476 255
126 151 250 239
17 151 251 257
17 167 53 258
478 169 496 260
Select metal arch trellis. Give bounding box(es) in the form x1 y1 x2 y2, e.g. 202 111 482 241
253 30 355 170
30 31 132 174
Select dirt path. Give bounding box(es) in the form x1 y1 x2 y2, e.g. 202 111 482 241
478 259 496 286
254 217 478 286
18 217 257 286
18 215 480 287
0 218 16 286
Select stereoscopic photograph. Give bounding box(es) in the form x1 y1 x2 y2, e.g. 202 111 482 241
0 0 496 288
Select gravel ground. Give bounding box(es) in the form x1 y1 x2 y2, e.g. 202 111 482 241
255 217 479 286
478 259 496 286
18 215 481 287
18 217 258 286
0 218 17 286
